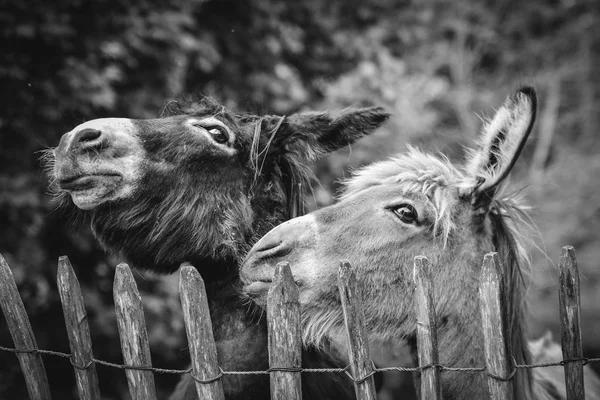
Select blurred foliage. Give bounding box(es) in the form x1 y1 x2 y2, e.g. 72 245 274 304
0 0 598 398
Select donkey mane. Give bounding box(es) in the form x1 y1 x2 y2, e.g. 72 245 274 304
488 196 535 398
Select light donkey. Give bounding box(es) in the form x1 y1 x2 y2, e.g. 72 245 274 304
242 87 600 400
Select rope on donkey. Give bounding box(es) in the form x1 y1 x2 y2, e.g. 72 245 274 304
1 344 599 383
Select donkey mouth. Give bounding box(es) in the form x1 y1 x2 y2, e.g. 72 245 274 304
243 280 273 302
244 280 272 292
58 173 124 210
59 173 121 191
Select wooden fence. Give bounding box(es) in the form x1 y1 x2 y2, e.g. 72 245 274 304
0 246 594 400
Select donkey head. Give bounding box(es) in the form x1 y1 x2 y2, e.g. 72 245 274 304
241 88 537 399
46 97 388 279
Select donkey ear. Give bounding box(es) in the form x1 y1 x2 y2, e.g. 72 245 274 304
462 87 537 210
265 106 389 160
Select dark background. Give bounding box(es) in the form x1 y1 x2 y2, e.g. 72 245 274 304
0 0 598 398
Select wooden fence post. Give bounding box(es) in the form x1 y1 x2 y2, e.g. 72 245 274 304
338 261 377 400
57 256 101 400
479 253 514 400
113 263 157 400
414 256 442 399
179 265 225 400
267 262 302 400
558 246 585 400
0 253 52 400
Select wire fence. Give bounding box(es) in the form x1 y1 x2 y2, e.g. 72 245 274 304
0 248 597 400
0 344 599 384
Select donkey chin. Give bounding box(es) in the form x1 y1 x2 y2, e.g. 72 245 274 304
58 173 124 210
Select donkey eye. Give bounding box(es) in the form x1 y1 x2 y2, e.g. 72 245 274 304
206 126 230 144
391 204 418 224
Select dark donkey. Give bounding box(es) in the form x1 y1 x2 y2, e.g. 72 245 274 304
46 97 389 399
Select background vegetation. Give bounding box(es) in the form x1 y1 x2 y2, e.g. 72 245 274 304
0 0 598 398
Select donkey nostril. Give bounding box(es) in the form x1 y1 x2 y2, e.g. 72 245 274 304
75 128 102 145
257 240 283 252
257 242 292 259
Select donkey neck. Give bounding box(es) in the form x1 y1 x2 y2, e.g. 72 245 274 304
409 292 532 400
204 273 266 352
414 312 489 399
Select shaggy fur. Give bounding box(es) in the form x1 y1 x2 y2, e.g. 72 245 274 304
242 87 594 399
46 96 389 400
338 146 535 396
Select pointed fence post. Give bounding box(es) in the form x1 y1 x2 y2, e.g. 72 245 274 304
113 263 157 400
267 262 302 400
179 265 225 400
479 253 514 400
57 256 101 400
414 256 442 399
0 253 52 400
338 261 377 400
558 246 585 400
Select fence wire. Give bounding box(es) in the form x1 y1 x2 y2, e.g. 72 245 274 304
1 344 599 385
